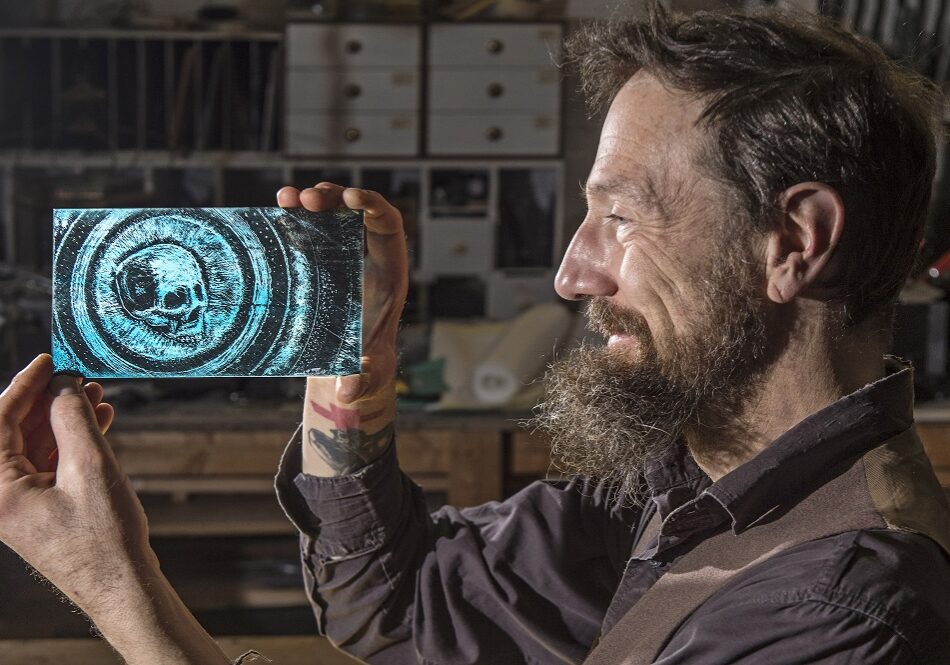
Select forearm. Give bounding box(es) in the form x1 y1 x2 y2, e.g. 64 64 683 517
65 556 229 665
302 376 396 477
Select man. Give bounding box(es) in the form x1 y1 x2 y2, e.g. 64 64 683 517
0 4 949 664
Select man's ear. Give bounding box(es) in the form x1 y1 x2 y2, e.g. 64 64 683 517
765 182 845 305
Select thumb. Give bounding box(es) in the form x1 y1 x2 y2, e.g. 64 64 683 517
48 376 114 475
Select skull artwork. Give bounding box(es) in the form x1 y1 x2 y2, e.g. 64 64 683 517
114 244 208 338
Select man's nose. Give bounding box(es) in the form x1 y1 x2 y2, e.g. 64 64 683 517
554 222 618 301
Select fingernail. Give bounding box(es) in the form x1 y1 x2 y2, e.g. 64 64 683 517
49 374 82 396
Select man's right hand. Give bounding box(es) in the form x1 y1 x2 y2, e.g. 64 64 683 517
0 355 229 664
277 183 408 477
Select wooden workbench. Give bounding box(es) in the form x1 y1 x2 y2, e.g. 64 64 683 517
109 399 542 511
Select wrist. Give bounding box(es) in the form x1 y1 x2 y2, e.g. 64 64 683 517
88 562 228 665
302 378 397 477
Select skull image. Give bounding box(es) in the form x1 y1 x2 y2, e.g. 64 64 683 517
114 244 208 338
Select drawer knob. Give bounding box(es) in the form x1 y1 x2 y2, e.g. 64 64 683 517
345 39 362 54
343 83 362 99
486 38 504 54
452 243 469 256
486 126 503 141
486 82 504 98
344 127 361 142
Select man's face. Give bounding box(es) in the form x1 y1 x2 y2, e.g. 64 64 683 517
534 73 774 498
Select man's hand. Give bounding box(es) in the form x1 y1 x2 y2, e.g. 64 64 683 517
0 355 229 665
278 184 407 476
0 355 138 588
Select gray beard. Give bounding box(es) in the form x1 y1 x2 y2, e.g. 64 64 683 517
529 250 773 504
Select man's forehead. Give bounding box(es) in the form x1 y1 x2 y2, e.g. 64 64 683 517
595 74 705 172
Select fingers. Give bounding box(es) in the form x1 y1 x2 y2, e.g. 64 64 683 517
0 355 53 433
277 183 405 236
48 376 113 478
341 188 404 236
278 183 346 212
299 182 346 212
335 356 395 404
83 382 104 407
95 402 115 435
336 373 364 405
276 186 301 208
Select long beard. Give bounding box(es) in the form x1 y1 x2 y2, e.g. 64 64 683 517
530 246 773 503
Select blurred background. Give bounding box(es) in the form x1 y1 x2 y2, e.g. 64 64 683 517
0 0 948 662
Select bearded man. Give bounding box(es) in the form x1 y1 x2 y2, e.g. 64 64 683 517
1 4 949 665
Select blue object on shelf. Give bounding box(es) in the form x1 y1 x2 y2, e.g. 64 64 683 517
52 207 363 378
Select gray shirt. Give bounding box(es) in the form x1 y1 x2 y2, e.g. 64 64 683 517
275 359 950 664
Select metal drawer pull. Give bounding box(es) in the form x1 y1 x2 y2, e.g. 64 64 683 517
486 38 504 54
345 39 362 54
486 82 504 98
343 83 362 99
344 127 361 142
486 126 503 141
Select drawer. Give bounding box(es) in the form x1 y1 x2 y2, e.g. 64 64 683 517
427 113 559 156
420 221 494 276
286 24 421 68
286 69 419 111
429 24 562 68
429 69 559 112
286 112 418 156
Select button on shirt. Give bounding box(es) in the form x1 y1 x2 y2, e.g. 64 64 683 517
275 358 950 664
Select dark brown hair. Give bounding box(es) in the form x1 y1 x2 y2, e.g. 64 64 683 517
566 3 942 327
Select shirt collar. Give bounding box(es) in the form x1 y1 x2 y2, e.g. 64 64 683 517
644 356 915 537
706 356 914 533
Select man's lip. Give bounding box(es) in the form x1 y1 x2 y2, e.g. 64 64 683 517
607 333 637 348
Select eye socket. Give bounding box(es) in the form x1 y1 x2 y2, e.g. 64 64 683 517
603 213 629 224
163 287 188 308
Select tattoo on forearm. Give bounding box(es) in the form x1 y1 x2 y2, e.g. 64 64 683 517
307 423 394 476
309 400 386 429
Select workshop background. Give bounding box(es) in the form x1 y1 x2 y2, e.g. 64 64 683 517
0 0 948 663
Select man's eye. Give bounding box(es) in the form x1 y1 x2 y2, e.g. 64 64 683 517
604 213 629 224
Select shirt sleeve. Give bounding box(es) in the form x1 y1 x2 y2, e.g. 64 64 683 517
274 427 641 665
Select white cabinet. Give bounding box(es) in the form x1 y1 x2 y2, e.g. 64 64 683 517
285 24 421 156
428 24 561 67
428 113 559 156
285 112 418 156
420 220 495 276
427 23 562 156
286 69 419 111
429 69 560 112
285 22 560 157
286 24 421 68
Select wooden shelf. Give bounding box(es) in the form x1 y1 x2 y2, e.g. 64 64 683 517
140 493 295 537
175 575 308 611
0 636 361 665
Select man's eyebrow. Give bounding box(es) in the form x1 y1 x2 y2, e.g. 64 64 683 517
583 176 667 216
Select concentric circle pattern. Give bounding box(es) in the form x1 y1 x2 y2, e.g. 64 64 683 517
52 207 363 378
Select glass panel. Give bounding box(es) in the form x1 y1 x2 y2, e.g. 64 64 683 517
497 167 556 268
430 168 490 219
363 167 421 267
52 207 362 378
222 167 284 206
